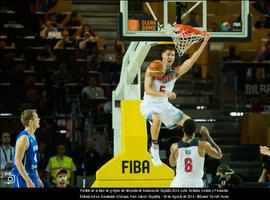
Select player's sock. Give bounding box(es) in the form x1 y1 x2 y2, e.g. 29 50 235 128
151 139 159 149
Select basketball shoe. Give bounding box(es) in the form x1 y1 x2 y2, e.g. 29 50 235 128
150 145 162 167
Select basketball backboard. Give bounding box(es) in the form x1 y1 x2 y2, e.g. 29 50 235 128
119 0 251 41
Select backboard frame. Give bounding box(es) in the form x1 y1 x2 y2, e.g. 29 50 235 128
118 0 252 42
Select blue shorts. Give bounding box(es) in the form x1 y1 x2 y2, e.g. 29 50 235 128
14 174 41 188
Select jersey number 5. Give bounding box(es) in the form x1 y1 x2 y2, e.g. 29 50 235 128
184 158 193 172
160 86 165 92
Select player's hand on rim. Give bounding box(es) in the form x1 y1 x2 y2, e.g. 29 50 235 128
203 34 210 42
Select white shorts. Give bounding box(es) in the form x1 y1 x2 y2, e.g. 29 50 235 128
170 177 203 188
140 100 185 129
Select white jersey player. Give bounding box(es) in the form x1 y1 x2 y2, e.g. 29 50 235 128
140 35 210 167
169 119 222 187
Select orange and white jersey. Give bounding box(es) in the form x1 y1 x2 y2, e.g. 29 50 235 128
170 138 205 187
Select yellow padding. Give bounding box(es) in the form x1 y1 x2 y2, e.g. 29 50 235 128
92 100 174 187
158 41 175 45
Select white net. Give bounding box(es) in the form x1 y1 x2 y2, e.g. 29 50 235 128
166 24 206 57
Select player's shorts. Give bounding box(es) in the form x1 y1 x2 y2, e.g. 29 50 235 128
140 100 185 129
14 174 41 188
170 177 203 188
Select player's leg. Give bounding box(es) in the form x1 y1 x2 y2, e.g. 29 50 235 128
140 101 163 166
159 102 188 129
149 114 162 166
177 114 191 127
150 114 162 143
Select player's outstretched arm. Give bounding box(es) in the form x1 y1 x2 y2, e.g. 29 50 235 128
177 34 210 77
260 146 270 156
200 126 222 159
14 136 35 187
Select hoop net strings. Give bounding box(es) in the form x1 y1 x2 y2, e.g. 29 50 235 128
166 25 205 57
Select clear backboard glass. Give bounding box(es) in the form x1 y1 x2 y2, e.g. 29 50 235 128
119 0 251 41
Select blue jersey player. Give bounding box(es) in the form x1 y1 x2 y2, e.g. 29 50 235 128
12 109 43 188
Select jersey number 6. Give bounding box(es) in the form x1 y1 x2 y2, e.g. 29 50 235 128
184 158 193 172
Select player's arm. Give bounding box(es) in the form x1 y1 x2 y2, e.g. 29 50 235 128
14 136 35 187
200 126 222 159
201 141 222 159
36 170 44 188
144 69 176 99
258 168 268 183
176 35 210 78
260 146 270 156
145 69 166 97
169 143 179 167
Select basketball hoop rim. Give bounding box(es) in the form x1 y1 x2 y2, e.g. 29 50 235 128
175 24 208 36
165 24 208 57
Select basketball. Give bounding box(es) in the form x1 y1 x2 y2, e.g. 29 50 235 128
148 60 165 77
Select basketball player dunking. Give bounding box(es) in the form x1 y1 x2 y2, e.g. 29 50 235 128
140 35 209 166
12 109 43 188
169 119 222 187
